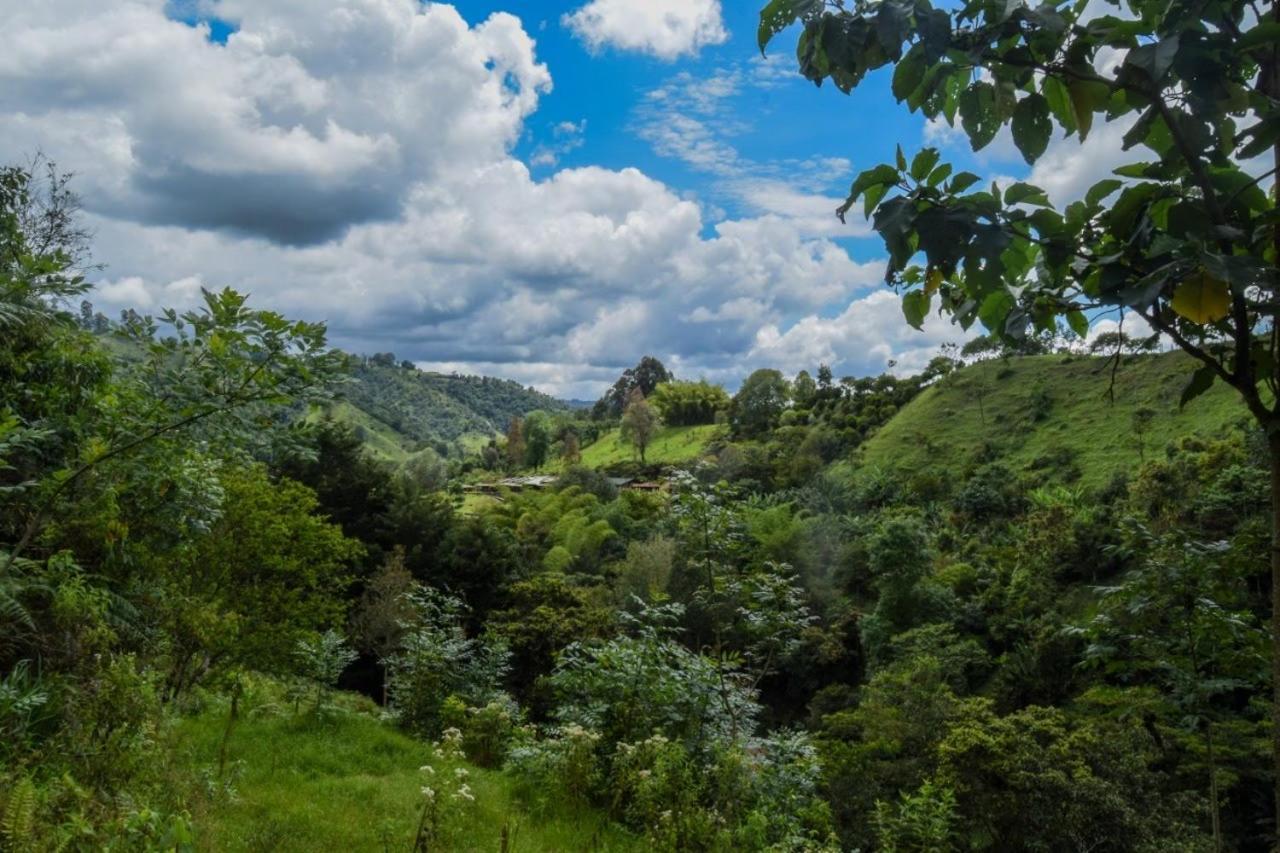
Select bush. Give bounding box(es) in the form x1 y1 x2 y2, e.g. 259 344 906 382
384 588 509 738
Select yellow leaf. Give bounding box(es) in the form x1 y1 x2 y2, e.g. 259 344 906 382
1171 270 1231 324
925 267 944 296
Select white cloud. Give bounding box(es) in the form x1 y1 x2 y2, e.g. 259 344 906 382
531 119 587 168
1 0 948 399
563 0 727 60
0 0 550 244
745 290 974 378
1027 118 1138 207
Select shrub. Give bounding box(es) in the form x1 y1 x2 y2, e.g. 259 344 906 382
384 588 509 738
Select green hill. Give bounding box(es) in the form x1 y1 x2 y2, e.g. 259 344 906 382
339 361 567 451
856 351 1249 489
575 424 723 470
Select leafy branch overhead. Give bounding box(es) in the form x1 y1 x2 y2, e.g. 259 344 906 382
759 0 1279 413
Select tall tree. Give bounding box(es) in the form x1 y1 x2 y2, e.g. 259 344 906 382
505 416 526 470
596 356 673 419
620 388 660 463
523 410 552 471
759 0 1280 829
562 431 582 465
731 369 791 437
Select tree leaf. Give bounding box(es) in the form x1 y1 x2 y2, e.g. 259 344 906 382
978 289 1015 332
1042 77 1076 133
1011 94 1052 164
925 267 944 296
1171 270 1231 324
1085 179 1123 207
1067 309 1089 338
1179 364 1217 408
758 0 806 51
1068 80 1108 140
959 82 1000 150
902 290 931 330
892 45 927 101
910 148 941 181
1004 182 1051 206
926 163 953 187
919 9 952 62
948 172 982 194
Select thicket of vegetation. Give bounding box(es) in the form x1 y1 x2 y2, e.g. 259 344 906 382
4 156 1277 851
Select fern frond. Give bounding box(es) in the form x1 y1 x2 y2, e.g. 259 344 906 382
1 775 38 850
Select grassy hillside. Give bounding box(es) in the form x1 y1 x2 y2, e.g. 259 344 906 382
575 424 722 470
178 697 639 852
857 351 1249 489
307 401 419 462
342 362 566 448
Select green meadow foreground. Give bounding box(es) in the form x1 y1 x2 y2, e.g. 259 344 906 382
176 688 638 852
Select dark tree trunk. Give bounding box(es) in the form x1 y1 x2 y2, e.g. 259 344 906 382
1270 431 1280 850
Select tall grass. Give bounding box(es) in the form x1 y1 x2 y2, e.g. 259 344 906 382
176 693 638 852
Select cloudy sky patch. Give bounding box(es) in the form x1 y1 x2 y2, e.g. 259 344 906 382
0 0 1117 399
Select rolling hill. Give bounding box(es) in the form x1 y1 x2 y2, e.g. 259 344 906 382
316 359 568 459
856 351 1250 489
573 424 723 470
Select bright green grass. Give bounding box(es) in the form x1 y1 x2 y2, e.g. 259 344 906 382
176 698 639 852
857 351 1249 490
460 493 501 515
574 424 722 470
307 401 415 461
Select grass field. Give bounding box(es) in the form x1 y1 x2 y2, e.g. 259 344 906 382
856 351 1249 489
177 695 639 852
574 424 722 470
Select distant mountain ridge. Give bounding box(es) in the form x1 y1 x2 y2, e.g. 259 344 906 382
323 356 567 458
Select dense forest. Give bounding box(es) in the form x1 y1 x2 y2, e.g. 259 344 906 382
6 0 1280 847
1 157 1276 851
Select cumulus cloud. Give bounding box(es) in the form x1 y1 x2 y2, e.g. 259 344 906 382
0 0 550 244
563 0 727 60
1 0 948 400
746 290 974 379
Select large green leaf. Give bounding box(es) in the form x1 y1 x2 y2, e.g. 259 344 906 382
1179 364 1217 408
910 148 941 181
902 290 931 330
1011 94 1052 164
978 289 1015 332
959 82 1001 150
892 45 927 101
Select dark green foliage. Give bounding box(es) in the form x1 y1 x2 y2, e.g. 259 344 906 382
593 356 672 421
731 369 791 438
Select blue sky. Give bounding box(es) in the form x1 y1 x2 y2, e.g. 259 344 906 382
0 0 1122 397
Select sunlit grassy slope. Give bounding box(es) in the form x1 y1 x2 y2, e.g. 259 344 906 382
177 698 639 852
857 351 1249 489
575 424 722 470
307 401 417 461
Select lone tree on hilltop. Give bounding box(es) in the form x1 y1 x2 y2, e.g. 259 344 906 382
621 388 660 464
